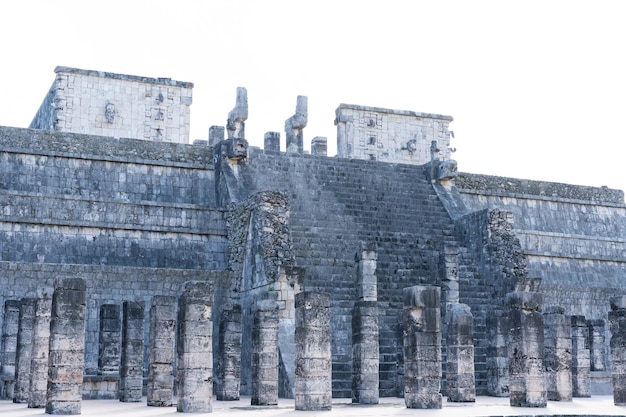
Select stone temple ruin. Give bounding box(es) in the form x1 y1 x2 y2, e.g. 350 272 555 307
0 66 625 412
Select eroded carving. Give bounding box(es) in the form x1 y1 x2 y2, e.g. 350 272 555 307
285 96 308 154
227 87 248 140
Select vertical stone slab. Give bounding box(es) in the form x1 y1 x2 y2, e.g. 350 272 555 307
209 125 225 146
147 295 176 407
177 281 214 413
446 303 475 402
571 315 591 397
440 245 459 304
403 285 442 409
507 279 546 408
609 296 626 405
543 306 572 401
352 242 379 405
264 131 281 152
311 136 327 156
216 304 242 401
46 277 87 415
29 288 53 408
251 299 279 406
285 95 308 154
14 298 36 403
98 304 121 374
119 301 145 402
486 310 509 397
588 319 606 372
0 300 19 400
294 291 331 411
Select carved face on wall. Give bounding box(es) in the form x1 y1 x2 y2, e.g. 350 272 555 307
227 138 248 160
104 102 115 124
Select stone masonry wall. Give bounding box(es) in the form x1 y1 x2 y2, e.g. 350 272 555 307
334 104 453 164
30 66 193 143
245 149 459 397
0 126 225 269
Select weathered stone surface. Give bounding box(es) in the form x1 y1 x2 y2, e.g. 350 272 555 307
177 281 214 413
310 136 327 156
29 288 53 408
119 301 144 402
295 291 331 411
571 315 591 398
98 304 120 374
147 295 176 407
609 298 626 405
507 280 546 408
13 298 36 403
543 306 572 401
285 96 307 154
264 131 280 152
588 319 606 372
216 303 242 401
486 310 509 397
251 299 279 405
403 285 442 409
446 302 475 402
46 278 87 415
0 299 19 400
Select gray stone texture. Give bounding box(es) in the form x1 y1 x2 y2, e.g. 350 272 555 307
46 277 87 415
295 291 332 411
310 136 327 157
609 296 626 405
119 301 145 402
209 125 225 146
445 302 475 402
543 306 572 401
507 280 546 408
29 289 53 408
285 95 307 154
264 131 280 152
571 315 591 397
1 300 19 400
216 304 242 401
13 298 36 403
588 319 606 372
486 310 509 397
251 299 280 406
147 295 176 407
176 281 214 413
98 304 120 375
403 285 442 409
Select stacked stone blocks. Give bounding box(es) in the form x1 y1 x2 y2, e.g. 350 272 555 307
119 301 144 402
216 304 242 401
543 306 572 401
13 298 36 403
403 285 442 409
28 289 53 408
571 315 591 397
445 302 475 402
294 291 332 411
251 299 280 405
147 295 177 407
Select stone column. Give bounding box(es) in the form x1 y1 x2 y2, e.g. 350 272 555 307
507 278 546 407
609 296 626 405
147 295 176 407
46 278 87 415
588 319 606 372
571 315 591 397
251 299 279 406
98 304 121 374
486 310 509 397
446 302 475 402
294 291 331 411
216 303 242 401
0 299 19 400
543 306 572 401
440 245 459 305
209 125 225 146
14 298 36 403
264 131 280 152
352 242 379 405
177 281 214 413
285 95 308 154
403 285 442 409
119 301 144 402
311 137 327 156
28 288 53 409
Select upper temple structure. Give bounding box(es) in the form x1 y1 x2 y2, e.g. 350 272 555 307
0 66 625 407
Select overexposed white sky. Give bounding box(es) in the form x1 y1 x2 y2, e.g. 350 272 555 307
1 1 625 193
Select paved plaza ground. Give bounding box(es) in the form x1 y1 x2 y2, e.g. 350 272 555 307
2 396 625 417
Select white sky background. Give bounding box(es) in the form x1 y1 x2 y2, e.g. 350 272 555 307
1 1 625 193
